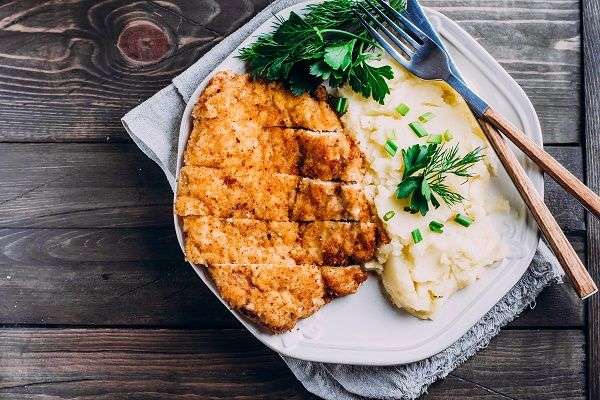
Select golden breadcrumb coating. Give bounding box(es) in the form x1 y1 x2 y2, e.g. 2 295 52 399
183 216 378 266
176 166 373 222
176 72 388 333
191 71 341 131
184 125 363 182
207 264 367 332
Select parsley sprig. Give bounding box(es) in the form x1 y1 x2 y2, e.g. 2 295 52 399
238 0 407 104
396 143 484 216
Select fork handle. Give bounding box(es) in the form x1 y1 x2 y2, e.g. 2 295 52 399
483 107 600 219
446 74 600 218
479 121 597 299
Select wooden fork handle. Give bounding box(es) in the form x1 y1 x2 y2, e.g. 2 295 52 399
479 120 597 299
483 107 600 218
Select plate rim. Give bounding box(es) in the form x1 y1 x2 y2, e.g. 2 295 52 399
172 3 543 365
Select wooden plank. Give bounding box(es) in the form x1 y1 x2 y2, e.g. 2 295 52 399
582 0 600 398
0 227 584 328
0 144 585 232
0 328 584 400
0 0 270 143
0 0 580 145
544 146 585 232
0 143 173 228
508 234 585 328
424 0 582 144
427 329 586 400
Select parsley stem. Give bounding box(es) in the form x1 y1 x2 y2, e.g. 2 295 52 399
319 29 373 42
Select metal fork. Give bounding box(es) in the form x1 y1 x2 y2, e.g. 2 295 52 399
356 0 598 299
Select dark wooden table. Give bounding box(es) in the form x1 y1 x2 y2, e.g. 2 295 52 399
0 1 598 399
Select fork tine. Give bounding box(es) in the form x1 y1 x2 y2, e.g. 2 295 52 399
354 11 411 68
372 0 428 41
363 0 420 48
357 4 413 58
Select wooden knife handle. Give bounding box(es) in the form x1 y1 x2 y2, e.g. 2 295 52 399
484 107 600 219
479 120 597 299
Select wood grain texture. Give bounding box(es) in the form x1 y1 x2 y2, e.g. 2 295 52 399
0 0 581 144
0 0 270 142
0 143 585 231
485 107 600 219
582 0 600 398
480 122 596 298
424 0 582 144
0 328 585 400
0 227 585 328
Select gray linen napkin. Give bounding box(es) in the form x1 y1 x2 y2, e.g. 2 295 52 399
122 1 563 398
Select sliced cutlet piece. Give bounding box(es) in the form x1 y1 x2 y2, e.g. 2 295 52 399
176 166 372 222
176 166 298 221
297 129 364 182
291 178 373 222
184 121 300 174
183 217 297 265
206 264 367 333
292 221 379 266
182 216 379 266
192 71 341 131
184 126 362 182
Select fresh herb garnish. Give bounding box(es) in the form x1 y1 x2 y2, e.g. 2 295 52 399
383 210 396 221
395 103 410 116
384 139 398 157
429 220 444 233
395 143 484 216
408 121 428 138
411 228 423 243
455 213 474 227
238 0 407 104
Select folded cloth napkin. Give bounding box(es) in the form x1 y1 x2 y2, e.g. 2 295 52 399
122 0 563 398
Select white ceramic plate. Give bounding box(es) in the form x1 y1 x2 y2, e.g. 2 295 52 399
174 2 542 366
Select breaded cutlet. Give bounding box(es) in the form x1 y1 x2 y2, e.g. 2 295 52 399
191 71 341 131
183 216 379 266
176 71 387 333
176 166 374 222
184 124 364 182
207 264 367 332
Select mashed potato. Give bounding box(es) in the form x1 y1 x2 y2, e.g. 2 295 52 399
340 59 509 319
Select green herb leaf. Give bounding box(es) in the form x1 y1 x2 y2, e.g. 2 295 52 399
396 143 484 216
324 39 356 70
396 177 420 199
309 61 332 79
238 0 407 102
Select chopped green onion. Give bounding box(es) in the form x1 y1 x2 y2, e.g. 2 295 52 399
387 130 397 140
384 139 398 156
395 103 410 116
403 206 417 213
427 134 443 144
454 213 473 227
429 220 444 233
418 112 435 123
334 97 348 115
383 210 396 221
411 228 423 244
443 129 454 141
408 121 429 138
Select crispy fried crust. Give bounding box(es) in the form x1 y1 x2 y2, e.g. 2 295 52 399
176 72 387 333
183 216 378 266
191 72 341 131
176 166 373 222
206 264 366 332
184 125 363 182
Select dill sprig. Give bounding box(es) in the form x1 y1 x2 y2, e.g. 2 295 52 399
396 143 484 216
238 0 407 104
